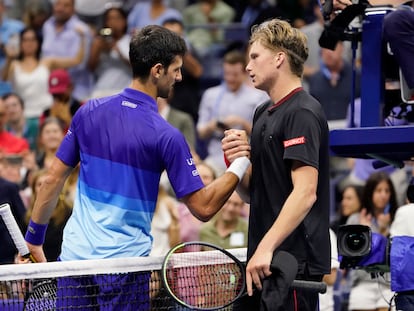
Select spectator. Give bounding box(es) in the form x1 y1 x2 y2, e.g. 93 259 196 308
41 69 75 130
21 0 51 39
3 93 38 151
199 190 248 249
150 185 181 256
0 0 24 74
0 98 29 156
182 0 235 56
346 171 398 311
88 5 131 98
0 170 26 264
2 27 86 127
197 50 268 176
236 0 286 35
36 117 65 170
300 1 352 80
128 0 182 33
41 0 93 105
307 41 361 121
162 18 203 124
319 228 340 311
157 96 196 151
330 184 364 234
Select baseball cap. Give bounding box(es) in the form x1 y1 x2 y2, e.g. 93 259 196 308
49 69 71 95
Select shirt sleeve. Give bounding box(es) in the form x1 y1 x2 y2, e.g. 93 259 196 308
282 108 321 169
56 109 81 167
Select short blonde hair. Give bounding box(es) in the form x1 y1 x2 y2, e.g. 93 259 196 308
249 19 308 77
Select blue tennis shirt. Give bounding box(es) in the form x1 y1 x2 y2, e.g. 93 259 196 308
56 88 204 260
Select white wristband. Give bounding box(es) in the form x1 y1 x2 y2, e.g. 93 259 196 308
226 156 250 182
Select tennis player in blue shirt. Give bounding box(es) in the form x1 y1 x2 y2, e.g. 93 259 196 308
22 25 251 309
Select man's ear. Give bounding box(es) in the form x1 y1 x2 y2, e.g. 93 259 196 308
151 63 164 79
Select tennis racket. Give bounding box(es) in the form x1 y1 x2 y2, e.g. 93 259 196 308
0 203 36 262
161 241 327 310
0 203 57 310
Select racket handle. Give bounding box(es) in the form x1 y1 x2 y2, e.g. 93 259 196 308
291 280 327 294
0 203 36 262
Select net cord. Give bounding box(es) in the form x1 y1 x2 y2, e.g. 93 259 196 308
0 248 247 281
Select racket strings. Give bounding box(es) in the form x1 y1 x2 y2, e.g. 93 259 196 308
164 244 245 309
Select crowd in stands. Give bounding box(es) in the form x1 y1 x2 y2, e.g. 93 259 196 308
0 0 414 310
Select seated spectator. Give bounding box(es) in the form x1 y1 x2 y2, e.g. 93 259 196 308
330 184 364 234
0 98 29 156
162 18 203 124
0 170 26 264
157 96 196 151
3 93 38 151
88 5 131 98
199 191 248 249
182 0 235 56
307 41 361 121
128 0 182 33
21 0 51 39
150 185 181 256
41 69 76 130
197 50 268 175
0 0 24 74
36 117 65 170
2 27 86 127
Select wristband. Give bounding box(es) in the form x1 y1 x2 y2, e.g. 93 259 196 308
226 156 250 182
25 220 48 245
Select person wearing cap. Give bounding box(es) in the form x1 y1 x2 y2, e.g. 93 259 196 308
40 68 77 131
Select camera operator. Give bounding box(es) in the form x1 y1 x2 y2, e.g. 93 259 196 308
389 176 414 309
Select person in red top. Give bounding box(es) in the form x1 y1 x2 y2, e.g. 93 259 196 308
0 98 29 155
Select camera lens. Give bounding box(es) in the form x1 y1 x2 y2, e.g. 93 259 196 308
346 233 366 251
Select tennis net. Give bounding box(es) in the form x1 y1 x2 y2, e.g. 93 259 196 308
0 248 247 311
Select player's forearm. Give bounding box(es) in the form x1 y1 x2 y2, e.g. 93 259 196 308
31 175 66 224
184 172 239 221
184 157 250 221
236 166 251 203
31 158 73 224
256 178 317 254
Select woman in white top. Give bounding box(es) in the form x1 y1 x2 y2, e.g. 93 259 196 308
2 27 85 124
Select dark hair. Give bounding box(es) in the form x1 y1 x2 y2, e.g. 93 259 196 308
363 172 398 221
103 6 128 35
2 92 24 109
129 25 186 79
18 27 42 60
223 50 247 67
162 18 184 29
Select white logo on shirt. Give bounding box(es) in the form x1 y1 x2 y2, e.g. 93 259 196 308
192 169 199 177
186 158 195 166
121 101 137 108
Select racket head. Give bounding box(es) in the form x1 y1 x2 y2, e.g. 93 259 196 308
23 279 57 311
161 241 246 310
